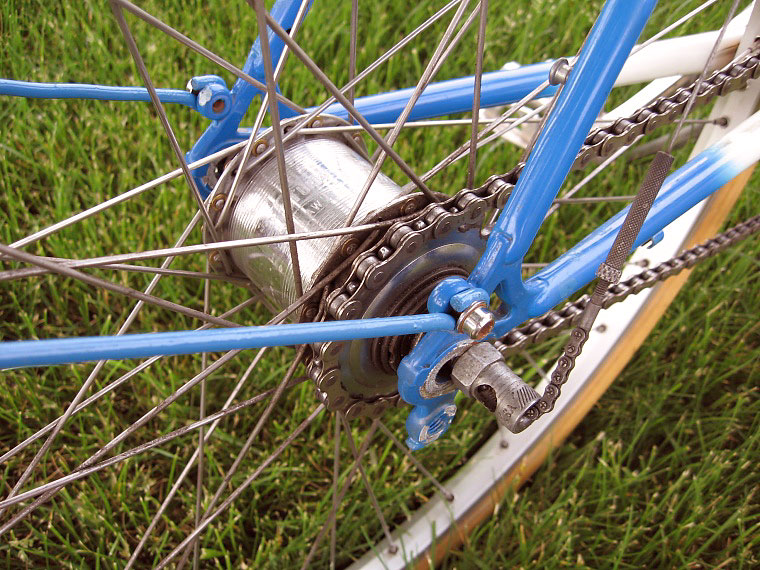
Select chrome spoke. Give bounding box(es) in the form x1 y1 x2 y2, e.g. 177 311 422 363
404 84 552 190
340 415 397 553
300 420 379 570
349 0 358 112
344 0 474 226
329 417 341 570
0 296 258 467
192 267 212 570
154 405 326 570
546 139 640 218
3 141 245 253
520 349 551 385
124 345 272 569
111 0 303 114
262 11 437 201
85 263 250 285
204 0 461 208
215 0 310 230
109 2 225 258
0 244 238 328
0 376 308 510
174 345 308 567
0 220 393 281
293 116 718 134
0 348 245 537
252 0 304 298
467 0 488 189
553 195 636 204
667 0 740 152
632 0 719 57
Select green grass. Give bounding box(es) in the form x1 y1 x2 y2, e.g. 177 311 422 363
1 0 758 568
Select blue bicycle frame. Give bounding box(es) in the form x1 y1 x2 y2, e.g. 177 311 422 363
0 0 754 391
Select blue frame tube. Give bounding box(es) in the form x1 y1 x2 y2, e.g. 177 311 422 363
469 0 658 296
1 64 557 140
0 79 196 108
492 140 750 337
0 314 455 369
313 63 557 124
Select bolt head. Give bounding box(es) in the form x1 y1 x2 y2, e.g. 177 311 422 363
457 302 494 340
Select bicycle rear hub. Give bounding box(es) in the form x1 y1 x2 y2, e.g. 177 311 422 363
208 116 487 417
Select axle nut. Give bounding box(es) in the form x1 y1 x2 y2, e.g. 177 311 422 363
456 301 494 340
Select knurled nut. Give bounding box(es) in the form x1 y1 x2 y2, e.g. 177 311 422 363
596 262 622 284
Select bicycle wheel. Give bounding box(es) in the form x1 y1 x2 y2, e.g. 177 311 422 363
0 1 757 568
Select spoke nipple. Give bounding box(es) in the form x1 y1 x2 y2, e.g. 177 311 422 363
210 193 226 211
388 544 399 555
445 492 455 502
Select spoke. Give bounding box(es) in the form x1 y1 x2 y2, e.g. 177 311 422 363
667 0 740 152
0 376 308 510
377 421 454 501
344 0 475 226
252 0 304 299
520 349 551 384
0 220 393 281
632 0 719 57
0 211 208 506
3 227 370 476
546 137 640 218
124 345 270 569
215 0 310 230
86 263 250 285
553 195 635 204
262 11 437 201
339 415 397 553
111 0 303 114
295 116 704 134
404 81 552 191
0 244 238 328
349 0 358 112
0 296 257 467
206 0 460 208
300 420 379 570
4 141 245 252
329 417 340 570
192 267 211 570
0 348 244 537
154 405 326 570
109 3 225 259
175 345 308 566
467 0 488 189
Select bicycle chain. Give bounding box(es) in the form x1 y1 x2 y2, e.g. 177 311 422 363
308 42 760 418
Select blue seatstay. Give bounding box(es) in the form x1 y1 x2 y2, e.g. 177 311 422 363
397 0 660 448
